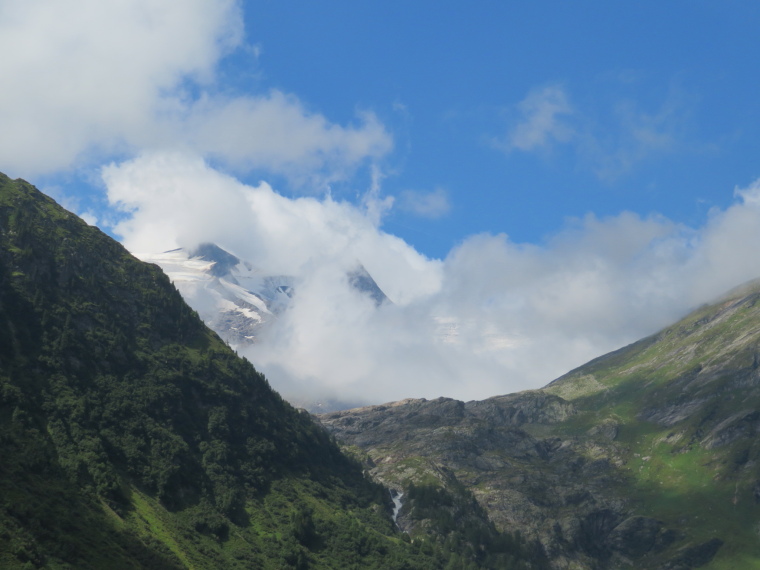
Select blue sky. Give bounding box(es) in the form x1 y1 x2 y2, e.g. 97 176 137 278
4 1 760 404
239 1 760 257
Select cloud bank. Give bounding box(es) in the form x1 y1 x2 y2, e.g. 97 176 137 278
105 151 760 405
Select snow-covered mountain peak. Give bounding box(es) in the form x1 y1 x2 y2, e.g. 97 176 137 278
190 242 244 278
137 243 388 349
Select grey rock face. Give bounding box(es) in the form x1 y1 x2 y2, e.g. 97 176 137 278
466 391 576 425
318 392 643 568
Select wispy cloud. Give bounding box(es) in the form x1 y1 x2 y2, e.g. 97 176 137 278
584 92 685 181
499 85 574 152
498 83 690 181
397 188 451 219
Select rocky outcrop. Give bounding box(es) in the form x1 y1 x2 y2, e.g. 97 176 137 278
318 386 730 569
701 409 760 449
606 516 673 559
318 393 641 568
466 391 576 425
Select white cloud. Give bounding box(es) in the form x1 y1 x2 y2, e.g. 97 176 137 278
398 188 451 219
104 152 441 302
0 0 390 184
0 0 239 174
502 85 574 152
103 152 760 406
734 178 760 206
175 93 391 185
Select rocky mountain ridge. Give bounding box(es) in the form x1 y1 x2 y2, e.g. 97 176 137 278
319 281 760 569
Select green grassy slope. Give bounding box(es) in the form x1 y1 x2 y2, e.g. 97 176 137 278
0 174 449 569
543 284 760 569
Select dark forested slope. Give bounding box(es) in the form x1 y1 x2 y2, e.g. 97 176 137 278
0 173 467 569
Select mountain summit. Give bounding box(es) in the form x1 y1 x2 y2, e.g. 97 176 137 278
138 243 388 349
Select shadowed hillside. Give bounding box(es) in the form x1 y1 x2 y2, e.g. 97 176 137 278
0 174 546 569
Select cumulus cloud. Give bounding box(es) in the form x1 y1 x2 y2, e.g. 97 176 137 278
103 151 760 406
174 93 391 185
0 0 390 183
